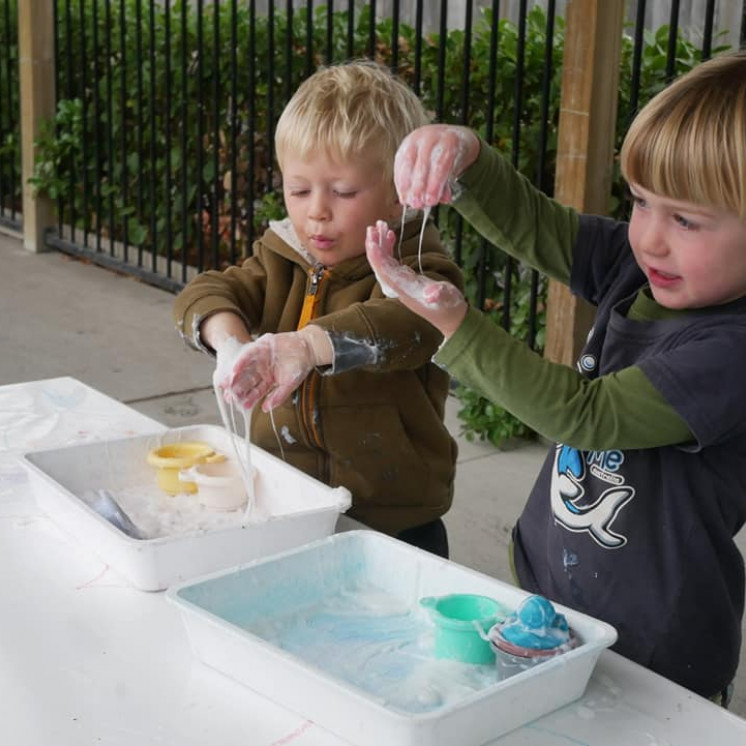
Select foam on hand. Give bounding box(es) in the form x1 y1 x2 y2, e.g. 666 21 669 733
394 127 474 208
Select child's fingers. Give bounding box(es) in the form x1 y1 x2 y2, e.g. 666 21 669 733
394 134 417 206
373 220 396 255
229 361 262 394
364 225 384 266
365 223 460 322
394 125 480 208
424 142 458 205
396 132 440 208
231 369 272 409
367 223 398 259
395 129 457 207
365 225 402 293
235 386 265 412
227 341 274 409
261 384 292 413
406 139 436 208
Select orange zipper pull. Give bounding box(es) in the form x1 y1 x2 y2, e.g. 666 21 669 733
297 265 326 329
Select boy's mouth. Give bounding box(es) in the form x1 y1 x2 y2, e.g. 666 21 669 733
648 267 680 288
309 234 335 250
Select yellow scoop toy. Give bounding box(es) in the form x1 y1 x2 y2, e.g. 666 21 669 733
146 442 225 495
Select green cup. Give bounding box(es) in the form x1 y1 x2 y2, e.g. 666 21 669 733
420 594 508 664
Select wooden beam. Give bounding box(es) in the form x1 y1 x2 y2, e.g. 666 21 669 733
544 0 625 367
18 0 56 253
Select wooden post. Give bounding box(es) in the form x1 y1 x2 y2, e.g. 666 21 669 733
18 0 56 252
543 0 625 367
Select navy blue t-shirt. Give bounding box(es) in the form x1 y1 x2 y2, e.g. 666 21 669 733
513 214 746 698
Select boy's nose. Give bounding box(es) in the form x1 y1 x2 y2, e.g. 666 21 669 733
308 193 330 221
638 218 668 257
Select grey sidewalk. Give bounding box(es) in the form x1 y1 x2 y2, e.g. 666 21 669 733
2 231 744 716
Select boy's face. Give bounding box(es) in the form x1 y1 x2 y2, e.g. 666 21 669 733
628 183 746 309
281 149 400 267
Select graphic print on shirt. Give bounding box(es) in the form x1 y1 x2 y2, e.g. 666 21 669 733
550 444 634 548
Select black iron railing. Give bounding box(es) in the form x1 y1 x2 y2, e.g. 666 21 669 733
3 1 746 342
38 0 568 328
0 0 19 231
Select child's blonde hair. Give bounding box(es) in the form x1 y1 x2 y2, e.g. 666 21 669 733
621 51 746 220
275 60 429 182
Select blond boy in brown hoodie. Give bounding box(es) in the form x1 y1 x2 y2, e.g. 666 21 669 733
174 61 463 556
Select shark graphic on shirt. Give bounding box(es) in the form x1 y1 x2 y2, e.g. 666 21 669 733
550 444 634 548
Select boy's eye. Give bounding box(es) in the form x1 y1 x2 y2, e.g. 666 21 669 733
289 189 309 197
674 213 698 230
334 190 358 198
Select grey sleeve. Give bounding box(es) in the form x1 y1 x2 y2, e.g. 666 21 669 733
326 330 380 374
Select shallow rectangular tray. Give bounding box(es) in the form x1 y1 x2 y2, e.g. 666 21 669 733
22 425 351 591
167 530 617 746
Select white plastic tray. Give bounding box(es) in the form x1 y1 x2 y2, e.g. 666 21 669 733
22 425 351 591
167 531 617 746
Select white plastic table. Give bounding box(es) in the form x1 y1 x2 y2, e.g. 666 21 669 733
2 377 746 746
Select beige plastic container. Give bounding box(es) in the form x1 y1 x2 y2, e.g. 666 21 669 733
179 460 253 511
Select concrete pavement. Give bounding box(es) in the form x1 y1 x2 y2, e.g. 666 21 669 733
1 230 744 716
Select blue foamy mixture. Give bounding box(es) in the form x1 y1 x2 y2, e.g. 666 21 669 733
244 583 500 714
499 595 570 650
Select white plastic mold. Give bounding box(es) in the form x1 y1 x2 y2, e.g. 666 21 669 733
22 425 351 591
167 530 617 746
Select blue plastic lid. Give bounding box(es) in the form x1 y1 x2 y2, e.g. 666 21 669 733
499 595 570 650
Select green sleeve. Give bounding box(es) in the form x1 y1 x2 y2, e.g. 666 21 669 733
454 141 579 284
437 308 693 450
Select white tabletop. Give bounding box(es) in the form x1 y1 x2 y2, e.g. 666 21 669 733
3 377 746 746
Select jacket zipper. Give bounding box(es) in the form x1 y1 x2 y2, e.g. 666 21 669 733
297 265 325 330
297 265 327 456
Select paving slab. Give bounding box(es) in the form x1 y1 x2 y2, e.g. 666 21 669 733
0 233 214 399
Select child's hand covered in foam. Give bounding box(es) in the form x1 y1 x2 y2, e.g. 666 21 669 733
366 220 468 339
214 335 248 394
216 328 331 412
394 124 480 208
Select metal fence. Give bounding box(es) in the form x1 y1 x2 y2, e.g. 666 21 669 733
0 0 19 231
2 0 746 345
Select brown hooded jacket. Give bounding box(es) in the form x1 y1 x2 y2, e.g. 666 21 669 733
174 216 463 534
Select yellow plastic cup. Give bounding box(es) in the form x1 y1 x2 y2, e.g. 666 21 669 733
146 442 225 495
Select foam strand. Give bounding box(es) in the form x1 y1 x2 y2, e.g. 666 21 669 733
396 203 407 261
212 371 256 523
226 398 256 526
269 406 286 462
237 404 258 527
417 205 431 275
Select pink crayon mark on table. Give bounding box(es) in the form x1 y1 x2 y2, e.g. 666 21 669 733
270 720 314 746
76 563 111 590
